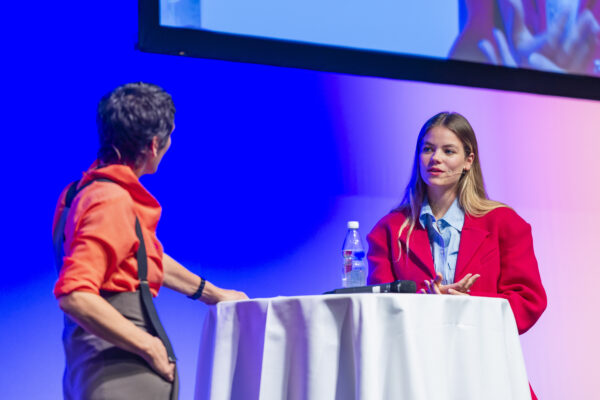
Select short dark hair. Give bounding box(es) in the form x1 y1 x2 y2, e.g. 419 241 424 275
97 82 175 167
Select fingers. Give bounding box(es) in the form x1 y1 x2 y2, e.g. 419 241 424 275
426 274 442 294
423 279 441 294
155 357 174 382
492 28 518 67
145 336 175 382
441 273 479 295
482 4 600 73
589 1 600 18
455 273 479 290
478 30 519 67
464 274 480 290
448 288 470 296
546 11 570 50
580 1 600 72
478 39 500 65
456 273 473 287
424 279 432 294
581 0 599 14
542 9 600 73
432 273 443 294
424 273 479 295
528 53 564 73
164 363 176 382
497 0 527 36
567 10 600 72
456 273 470 283
209 288 249 304
223 290 249 302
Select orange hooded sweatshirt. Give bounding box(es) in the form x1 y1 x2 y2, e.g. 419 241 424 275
53 163 164 298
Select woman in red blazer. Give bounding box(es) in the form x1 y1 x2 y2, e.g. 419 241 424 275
367 111 546 398
367 112 546 332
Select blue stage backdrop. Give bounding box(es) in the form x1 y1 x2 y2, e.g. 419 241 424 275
1 2 348 398
2 1 599 399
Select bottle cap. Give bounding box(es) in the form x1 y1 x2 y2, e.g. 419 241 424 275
347 221 359 229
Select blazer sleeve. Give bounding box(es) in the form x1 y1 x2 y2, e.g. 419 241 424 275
367 216 397 285
471 210 547 334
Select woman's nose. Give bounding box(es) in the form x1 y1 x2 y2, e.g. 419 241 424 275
431 149 442 163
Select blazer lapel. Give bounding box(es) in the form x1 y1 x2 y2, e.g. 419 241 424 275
455 215 489 279
400 224 436 278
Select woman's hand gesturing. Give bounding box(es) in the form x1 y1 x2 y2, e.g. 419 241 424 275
421 272 480 295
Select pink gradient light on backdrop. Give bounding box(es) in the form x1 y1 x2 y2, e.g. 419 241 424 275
322 74 600 400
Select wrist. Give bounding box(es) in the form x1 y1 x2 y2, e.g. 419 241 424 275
198 281 224 305
132 330 158 359
187 276 206 300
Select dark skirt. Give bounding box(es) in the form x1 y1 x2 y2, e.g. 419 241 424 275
62 291 178 400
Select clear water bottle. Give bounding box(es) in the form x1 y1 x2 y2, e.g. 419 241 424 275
342 221 366 288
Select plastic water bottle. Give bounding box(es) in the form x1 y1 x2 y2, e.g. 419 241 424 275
342 221 366 288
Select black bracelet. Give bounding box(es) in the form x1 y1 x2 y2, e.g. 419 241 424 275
188 277 206 300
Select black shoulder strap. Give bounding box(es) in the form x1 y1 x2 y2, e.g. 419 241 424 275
53 177 176 361
135 218 176 361
64 178 115 207
53 178 116 272
53 181 78 272
64 179 81 208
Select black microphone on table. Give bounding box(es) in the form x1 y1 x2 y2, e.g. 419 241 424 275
324 280 417 294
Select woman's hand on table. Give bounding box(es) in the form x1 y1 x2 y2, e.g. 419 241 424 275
214 288 249 303
420 272 480 295
201 282 249 305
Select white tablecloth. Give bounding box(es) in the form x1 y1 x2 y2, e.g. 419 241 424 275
195 294 531 400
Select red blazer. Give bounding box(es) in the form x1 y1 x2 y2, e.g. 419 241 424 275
367 206 547 335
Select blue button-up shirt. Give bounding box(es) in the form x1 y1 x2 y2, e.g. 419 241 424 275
419 198 465 285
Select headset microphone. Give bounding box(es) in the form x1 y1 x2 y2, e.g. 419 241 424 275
428 168 466 176
447 168 465 176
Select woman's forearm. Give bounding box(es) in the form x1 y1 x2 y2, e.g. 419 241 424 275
58 290 175 381
161 253 202 296
162 253 248 304
58 291 155 355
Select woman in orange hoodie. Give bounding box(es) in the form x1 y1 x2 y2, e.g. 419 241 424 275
53 82 247 399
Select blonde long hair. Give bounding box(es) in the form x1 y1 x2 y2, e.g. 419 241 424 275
395 112 506 254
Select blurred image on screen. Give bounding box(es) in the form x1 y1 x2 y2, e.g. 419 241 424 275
160 0 600 77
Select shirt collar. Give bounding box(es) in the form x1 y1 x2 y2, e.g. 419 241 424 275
419 197 465 231
419 199 434 229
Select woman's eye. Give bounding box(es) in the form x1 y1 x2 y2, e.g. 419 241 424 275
422 146 432 153
444 149 456 155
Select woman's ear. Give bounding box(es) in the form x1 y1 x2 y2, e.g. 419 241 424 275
151 136 160 157
465 152 475 171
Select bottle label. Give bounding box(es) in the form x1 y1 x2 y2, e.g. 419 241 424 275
344 259 352 273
